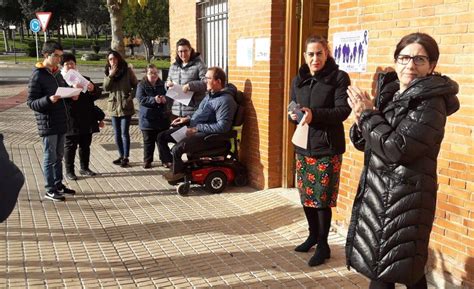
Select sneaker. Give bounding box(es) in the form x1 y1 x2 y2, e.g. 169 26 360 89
143 162 152 169
79 169 97 176
164 171 185 182
120 158 129 167
45 190 66 202
113 157 123 165
57 184 76 195
66 172 78 181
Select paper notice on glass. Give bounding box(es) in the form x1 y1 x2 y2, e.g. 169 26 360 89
166 84 194 106
55 87 82 98
291 114 308 149
171 126 188 142
62 69 90 93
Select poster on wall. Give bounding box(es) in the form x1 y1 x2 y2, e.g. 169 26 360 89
255 38 270 61
332 30 369 73
237 38 253 67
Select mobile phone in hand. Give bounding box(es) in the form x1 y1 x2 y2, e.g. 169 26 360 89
288 101 304 123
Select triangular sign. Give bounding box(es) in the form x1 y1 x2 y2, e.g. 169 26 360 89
35 12 52 32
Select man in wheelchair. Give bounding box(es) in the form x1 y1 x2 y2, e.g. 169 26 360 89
160 67 238 182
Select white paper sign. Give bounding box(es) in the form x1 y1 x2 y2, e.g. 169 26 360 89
333 30 369 73
55 87 82 98
255 38 270 61
171 126 188 142
291 114 308 149
237 38 253 67
62 69 90 93
166 84 194 106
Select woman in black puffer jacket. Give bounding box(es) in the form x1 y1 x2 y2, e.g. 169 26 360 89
345 33 460 288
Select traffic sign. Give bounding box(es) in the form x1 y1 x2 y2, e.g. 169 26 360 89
35 12 52 32
29 19 41 33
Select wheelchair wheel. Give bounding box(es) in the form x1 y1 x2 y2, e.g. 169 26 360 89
177 182 190 195
205 171 227 194
234 173 248 187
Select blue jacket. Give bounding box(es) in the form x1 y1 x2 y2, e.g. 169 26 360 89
136 79 170 130
190 84 238 134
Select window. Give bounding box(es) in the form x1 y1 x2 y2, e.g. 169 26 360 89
197 0 228 73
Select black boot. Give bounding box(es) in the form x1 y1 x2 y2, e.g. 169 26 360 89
307 207 332 266
295 206 319 252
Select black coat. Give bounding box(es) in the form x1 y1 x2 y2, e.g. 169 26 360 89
136 79 170 131
290 57 351 156
0 134 24 223
27 66 70 136
345 72 460 285
67 76 102 135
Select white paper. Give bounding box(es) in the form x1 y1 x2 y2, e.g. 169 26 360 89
236 38 253 67
171 126 188 142
332 30 369 73
255 38 270 61
62 69 90 93
291 114 308 149
55 87 82 98
166 84 194 106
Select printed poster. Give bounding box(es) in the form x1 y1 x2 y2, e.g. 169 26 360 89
332 30 369 72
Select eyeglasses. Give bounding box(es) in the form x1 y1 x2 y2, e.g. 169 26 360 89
177 49 190 54
396 54 430 66
147 72 159 76
304 51 324 58
51 53 63 59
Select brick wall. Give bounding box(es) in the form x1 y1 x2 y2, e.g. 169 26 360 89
329 1 474 287
169 0 198 65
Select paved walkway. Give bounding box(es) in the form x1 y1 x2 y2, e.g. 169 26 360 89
0 85 422 288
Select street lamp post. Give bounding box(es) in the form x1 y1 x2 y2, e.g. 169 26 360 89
9 25 17 64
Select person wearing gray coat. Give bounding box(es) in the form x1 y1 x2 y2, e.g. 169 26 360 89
166 38 207 118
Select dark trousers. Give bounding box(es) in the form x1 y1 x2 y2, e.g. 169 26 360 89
369 275 427 289
64 133 93 173
142 129 166 163
157 127 179 164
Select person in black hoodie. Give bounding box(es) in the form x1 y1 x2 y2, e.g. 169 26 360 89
61 53 104 180
288 35 351 267
345 33 460 288
27 40 78 202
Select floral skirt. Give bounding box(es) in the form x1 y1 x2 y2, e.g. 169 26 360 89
296 154 342 208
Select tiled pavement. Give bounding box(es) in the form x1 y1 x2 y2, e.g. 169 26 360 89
0 86 425 288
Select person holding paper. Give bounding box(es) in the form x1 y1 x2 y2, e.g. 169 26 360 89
60 53 103 180
160 67 237 182
166 38 207 119
288 35 351 267
103 50 138 168
137 64 170 169
27 40 78 202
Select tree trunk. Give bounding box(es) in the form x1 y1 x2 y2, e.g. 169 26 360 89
74 22 77 39
20 23 24 42
144 39 154 63
107 0 125 57
2 30 9 52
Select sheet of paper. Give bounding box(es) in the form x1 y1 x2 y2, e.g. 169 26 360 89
55 87 82 98
170 126 188 142
62 69 90 93
166 84 194 106
291 113 308 149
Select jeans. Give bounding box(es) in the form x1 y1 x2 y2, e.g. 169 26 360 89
42 134 65 192
111 116 131 158
64 133 93 172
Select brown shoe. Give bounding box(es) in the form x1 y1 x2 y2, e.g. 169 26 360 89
164 171 185 182
143 162 152 169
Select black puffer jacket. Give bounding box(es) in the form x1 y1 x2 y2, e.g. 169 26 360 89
290 57 351 156
66 76 102 135
27 65 69 136
345 72 460 285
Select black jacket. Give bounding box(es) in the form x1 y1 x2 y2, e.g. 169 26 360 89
67 76 102 135
136 78 170 131
290 57 351 156
0 134 24 223
27 65 70 136
345 72 460 285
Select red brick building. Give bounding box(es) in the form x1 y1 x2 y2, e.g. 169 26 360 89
169 0 473 286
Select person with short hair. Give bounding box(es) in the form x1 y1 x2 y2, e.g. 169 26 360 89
345 32 460 289
160 67 237 182
61 53 103 180
136 64 170 169
27 40 78 201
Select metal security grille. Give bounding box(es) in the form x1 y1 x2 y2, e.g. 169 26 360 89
197 0 228 73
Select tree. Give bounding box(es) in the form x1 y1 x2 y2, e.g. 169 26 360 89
0 0 23 51
124 0 168 62
77 0 109 40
